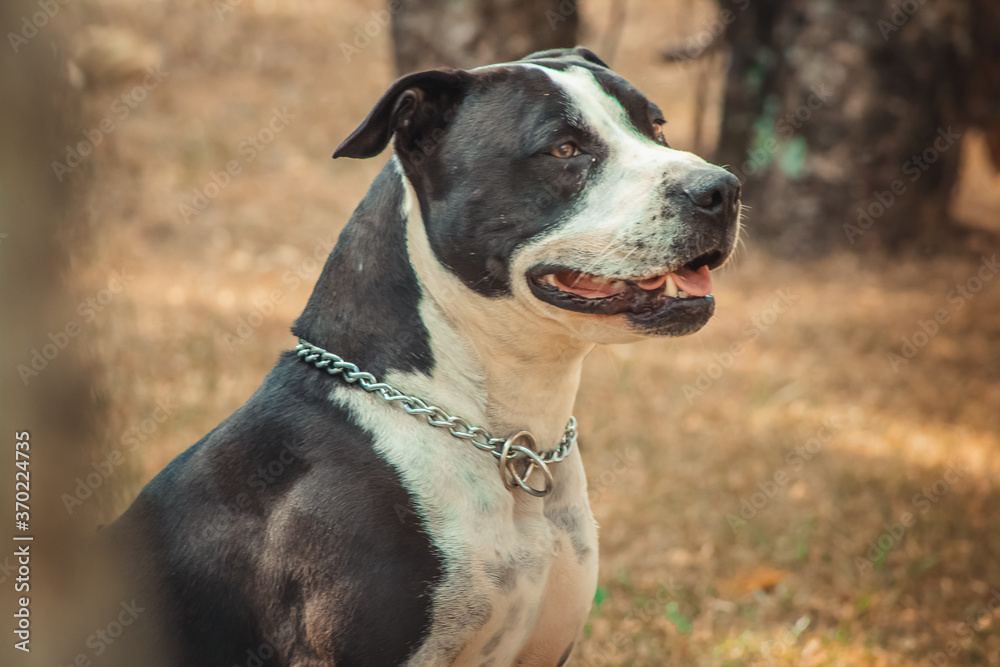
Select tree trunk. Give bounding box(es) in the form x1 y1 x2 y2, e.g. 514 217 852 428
391 0 580 75
714 0 1000 255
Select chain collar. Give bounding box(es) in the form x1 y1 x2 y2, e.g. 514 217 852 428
295 338 576 497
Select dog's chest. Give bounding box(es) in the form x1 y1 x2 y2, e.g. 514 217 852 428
429 464 599 667
331 387 598 666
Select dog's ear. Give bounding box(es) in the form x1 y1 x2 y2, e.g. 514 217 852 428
520 46 610 69
333 69 474 160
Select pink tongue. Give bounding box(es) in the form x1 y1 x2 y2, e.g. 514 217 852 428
671 265 712 297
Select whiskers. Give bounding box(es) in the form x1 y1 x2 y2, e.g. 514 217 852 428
723 205 751 271
575 232 631 278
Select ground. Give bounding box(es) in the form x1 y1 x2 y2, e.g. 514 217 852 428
59 0 1000 665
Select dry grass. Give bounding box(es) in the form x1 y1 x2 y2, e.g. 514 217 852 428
63 0 1000 665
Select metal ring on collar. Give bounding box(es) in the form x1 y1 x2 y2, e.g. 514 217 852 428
498 432 554 498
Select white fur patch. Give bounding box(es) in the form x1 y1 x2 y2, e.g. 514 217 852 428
326 162 598 665
515 64 710 276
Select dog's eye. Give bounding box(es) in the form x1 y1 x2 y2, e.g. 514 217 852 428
550 142 581 159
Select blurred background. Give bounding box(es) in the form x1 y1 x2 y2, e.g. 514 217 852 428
1 0 999 665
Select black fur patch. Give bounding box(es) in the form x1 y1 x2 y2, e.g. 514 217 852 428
106 334 443 666
409 66 606 297
293 163 433 378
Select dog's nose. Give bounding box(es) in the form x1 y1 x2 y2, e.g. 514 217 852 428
682 168 741 214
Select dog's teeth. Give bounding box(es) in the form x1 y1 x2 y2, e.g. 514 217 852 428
544 275 558 287
677 289 689 298
664 275 679 297
607 279 626 292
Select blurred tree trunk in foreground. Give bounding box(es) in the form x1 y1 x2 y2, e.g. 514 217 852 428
392 0 579 75
713 0 1000 255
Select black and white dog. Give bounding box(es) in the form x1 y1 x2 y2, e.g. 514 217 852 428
106 47 740 667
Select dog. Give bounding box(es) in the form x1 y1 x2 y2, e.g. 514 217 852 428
103 46 740 667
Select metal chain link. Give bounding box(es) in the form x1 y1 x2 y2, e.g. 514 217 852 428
295 339 576 496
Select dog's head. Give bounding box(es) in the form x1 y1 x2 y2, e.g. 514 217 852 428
335 47 741 344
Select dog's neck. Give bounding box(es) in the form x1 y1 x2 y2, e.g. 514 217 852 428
398 172 594 449
292 160 593 449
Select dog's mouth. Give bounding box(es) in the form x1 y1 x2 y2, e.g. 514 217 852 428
527 250 722 317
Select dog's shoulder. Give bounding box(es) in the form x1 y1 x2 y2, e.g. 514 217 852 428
108 356 444 665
